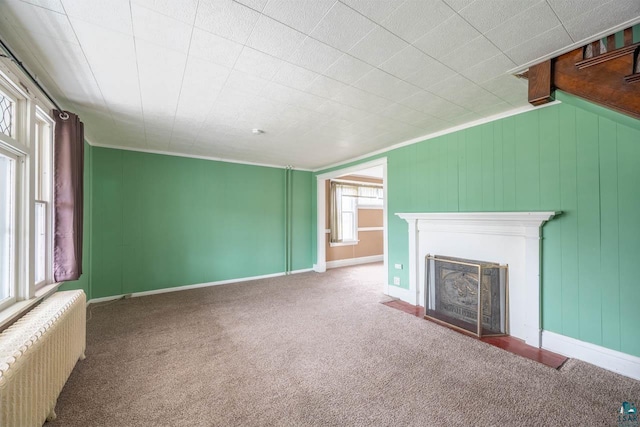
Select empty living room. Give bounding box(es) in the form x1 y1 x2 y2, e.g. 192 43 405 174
0 1 639 426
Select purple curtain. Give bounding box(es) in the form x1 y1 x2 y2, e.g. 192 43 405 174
53 110 84 282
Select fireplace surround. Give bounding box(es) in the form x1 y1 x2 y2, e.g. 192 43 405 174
396 212 558 347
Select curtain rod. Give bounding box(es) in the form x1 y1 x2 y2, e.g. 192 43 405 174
0 37 68 120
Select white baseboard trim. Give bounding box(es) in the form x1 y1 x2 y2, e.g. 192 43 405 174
87 268 314 305
386 285 417 306
326 255 383 269
542 330 640 381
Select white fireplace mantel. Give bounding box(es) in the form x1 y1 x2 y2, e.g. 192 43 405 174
395 211 558 347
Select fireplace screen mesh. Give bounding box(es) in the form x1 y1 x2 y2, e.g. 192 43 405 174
424 255 508 337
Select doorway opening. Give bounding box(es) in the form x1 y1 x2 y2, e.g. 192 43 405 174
315 158 388 295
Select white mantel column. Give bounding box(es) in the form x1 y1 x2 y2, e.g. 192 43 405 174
406 218 419 306
523 226 543 347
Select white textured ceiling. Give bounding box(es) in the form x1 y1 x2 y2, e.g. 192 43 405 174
0 0 638 169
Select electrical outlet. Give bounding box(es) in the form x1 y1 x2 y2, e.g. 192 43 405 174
394 263 403 270
393 277 400 285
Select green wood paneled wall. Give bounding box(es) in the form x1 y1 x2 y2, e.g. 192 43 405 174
316 94 640 357
63 148 313 301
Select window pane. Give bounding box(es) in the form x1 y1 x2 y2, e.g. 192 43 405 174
341 195 356 212
341 212 354 241
35 121 42 200
0 92 14 138
0 151 15 301
35 119 51 201
35 201 46 284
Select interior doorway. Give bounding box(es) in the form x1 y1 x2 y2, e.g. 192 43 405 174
315 158 388 295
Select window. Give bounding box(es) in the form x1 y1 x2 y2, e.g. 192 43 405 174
340 193 357 242
0 70 57 317
356 185 383 208
0 147 17 310
329 180 383 245
34 113 52 288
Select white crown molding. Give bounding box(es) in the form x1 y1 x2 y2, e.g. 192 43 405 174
509 17 640 74
326 255 383 269
542 330 640 381
86 268 314 305
84 139 313 172
313 101 561 173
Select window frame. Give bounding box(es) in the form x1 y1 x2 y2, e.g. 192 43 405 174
337 192 358 246
0 65 59 323
33 109 54 290
328 179 384 247
0 145 19 311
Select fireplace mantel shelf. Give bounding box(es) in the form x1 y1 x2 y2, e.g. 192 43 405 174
396 212 560 224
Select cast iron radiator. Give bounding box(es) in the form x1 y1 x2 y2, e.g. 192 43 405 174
0 290 86 426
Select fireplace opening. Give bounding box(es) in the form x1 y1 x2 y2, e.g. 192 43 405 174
424 255 508 337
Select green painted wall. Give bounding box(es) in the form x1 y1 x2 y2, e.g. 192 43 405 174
63 147 313 300
315 93 640 358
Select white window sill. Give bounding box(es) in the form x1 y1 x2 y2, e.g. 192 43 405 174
0 282 61 331
35 282 62 299
330 240 359 247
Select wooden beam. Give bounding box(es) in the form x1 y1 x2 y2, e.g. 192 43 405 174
527 60 553 106
554 47 640 120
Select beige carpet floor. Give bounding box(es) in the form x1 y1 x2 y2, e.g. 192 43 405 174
49 263 639 426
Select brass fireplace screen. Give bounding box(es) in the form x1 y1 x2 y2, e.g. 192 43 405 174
424 255 509 338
